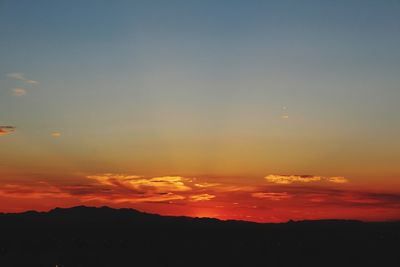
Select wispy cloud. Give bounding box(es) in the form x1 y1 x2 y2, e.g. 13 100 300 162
264 174 348 184
12 88 27 96
90 193 186 204
0 126 16 136
281 106 289 119
327 177 348 183
7 73 25 80
78 174 192 203
0 180 186 204
7 72 38 84
51 132 62 138
251 192 292 201
0 183 70 199
194 182 220 188
190 194 216 202
87 174 192 193
0 175 399 222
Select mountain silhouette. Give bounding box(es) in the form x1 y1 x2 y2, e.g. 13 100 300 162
0 206 398 267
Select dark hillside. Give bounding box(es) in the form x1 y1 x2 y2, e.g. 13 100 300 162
0 206 398 267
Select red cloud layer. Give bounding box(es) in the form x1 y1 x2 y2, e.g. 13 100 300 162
0 174 399 222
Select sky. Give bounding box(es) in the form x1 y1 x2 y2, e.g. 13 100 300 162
0 0 400 222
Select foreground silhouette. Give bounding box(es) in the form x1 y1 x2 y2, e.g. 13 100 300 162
0 206 399 267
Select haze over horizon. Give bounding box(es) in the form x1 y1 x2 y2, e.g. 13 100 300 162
1 0 400 222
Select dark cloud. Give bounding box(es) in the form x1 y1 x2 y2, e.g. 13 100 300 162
253 185 400 208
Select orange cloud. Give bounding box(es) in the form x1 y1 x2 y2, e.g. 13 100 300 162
0 126 16 136
51 132 62 137
251 192 292 201
264 174 348 184
194 182 220 188
1 173 399 222
190 194 216 202
83 192 186 204
86 174 142 186
0 179 187 204
327 177 348 183
87 174 192 193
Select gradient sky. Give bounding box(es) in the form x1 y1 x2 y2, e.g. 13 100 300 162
1 0 400 222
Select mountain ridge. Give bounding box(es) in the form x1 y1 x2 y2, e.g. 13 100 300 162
0 205 376 225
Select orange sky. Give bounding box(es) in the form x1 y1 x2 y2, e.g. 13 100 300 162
0 169 399 222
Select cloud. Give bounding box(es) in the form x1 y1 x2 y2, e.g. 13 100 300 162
0 126 16 136
280 106 289 119
60 185 99 196
87 174 192 193
131 176 192 192
86 174 142 186
12 88 27 96
327 177 348 183
96 193 186 203
26 80 38 84
51 132 62 138
0 175 399 221
7 73 25 80
337 192 400 206
194 182 220 188
82 174 223 204
190 194 216 202
215 185 258 192
251 192 292 201
264 174 348 184
263 185 400 208
7 73 38 84
0 183 70 199
0 180 187 204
